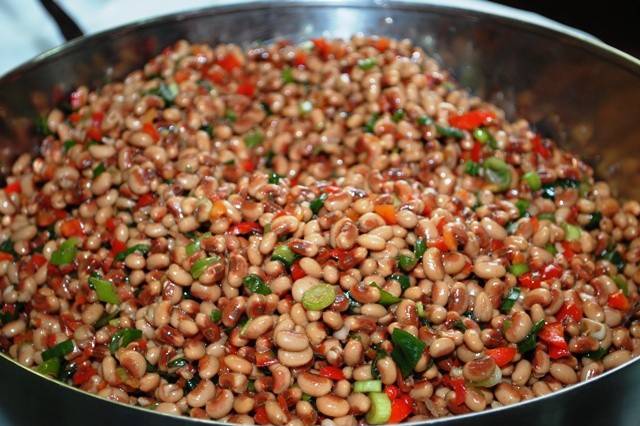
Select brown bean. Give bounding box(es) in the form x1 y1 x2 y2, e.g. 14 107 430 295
316 395 350 418
297 372 333 397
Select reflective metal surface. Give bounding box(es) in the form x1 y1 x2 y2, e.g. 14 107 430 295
1 1 639 425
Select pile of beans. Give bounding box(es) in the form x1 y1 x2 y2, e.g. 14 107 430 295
1 36 639 424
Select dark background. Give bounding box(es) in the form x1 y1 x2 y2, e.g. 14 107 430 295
495 1 640 58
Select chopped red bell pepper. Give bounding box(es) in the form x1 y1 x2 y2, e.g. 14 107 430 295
237 80 255 97
217 53 241 72
72 364 96 385
293 51 307 67
561 241 575 262
388 394 414 423
111 239 126 258
4 181 21 195
608 291 631 311
485 347 517 367
374 37 391 52
174 68 191 83
519 272 541 289
254 406 269 425
69 112 81 123
448 110 496 130
532 135 551 159
91 111 104 125
136 193 155 209
0 252 12 262
548 344 570 360
542 264 562 281
385 385 399 401
556 302 582 323
470 141 482 162
206 68 225 84
142 122 160 142
242 159 256 172
429 237 449 252
60 219 84 238
538 322 566 346
229 222 263 236
30 254 47 269
441 376 466 406
86 126 102 142
105 217 119 232
255 351 278 367
291 260 306 281
374 204 397 225
490 239 505 252
318 365 345 381
311 38 332 58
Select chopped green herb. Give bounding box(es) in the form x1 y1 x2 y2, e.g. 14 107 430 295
63 140 77 152
500 287 521 313
522 171 542 191
509 264 529 278
109 328 143 353
50 238 79 266
243 274 272 295
389 273 410 291
42 340 74 361
191 256 221 279
268 172 282 184
92 163 106 179
517 319 545 354
302 283 336 311
244 131 264 148
114 244 150 262
271 245 297 267
0 239 15 257
357 57 378 70
391 109 405 123
465 161 481 176
363 113 380 134
184 376 201 393
515 199 530 218
200 124 213 137
310 193 328 215
435 124 464 139
585 212 602 231
390 328 426 377
88 275 121 305
185 232 211 256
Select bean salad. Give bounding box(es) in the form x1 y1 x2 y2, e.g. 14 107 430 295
1 36 639 424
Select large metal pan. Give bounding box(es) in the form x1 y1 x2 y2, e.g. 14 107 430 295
1 1 639 425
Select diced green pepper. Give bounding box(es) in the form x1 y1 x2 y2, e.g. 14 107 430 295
42 339 74 361
413 238 427 260
109 328 142 353
500 287 521 313
36 357 61 376
271 245 296 267
114 244 150 262
517 320 545 354
88 275 121 305
545 243 558 255
190 256 220 279
50 238 79 266
465 161 481 176
509 263 529 277
522 171 542 191
398 254 417 272
310 193 328 215
435 124 464 139
243 274 272 295
390 328 426 377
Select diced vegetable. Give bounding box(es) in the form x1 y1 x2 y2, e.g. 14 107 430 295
190 256 220 279
109 328 142 353
302 284 336 311
50 238 79 266
271 245 297 267
268 172 282 184
366 392 392 425
417 116 433 126
435 124 464 139
363 113 380 133
185 232 212 256
562 223 582 241
500 287 521 313
42 339 74 361
229 222 262 235
114 244 150 262
482 157 512 192
473 127 490 143
358 57 378 70
486 347 517 367
388 394 414 423
397 254 417 272
538 212 556 222
585 211 602 230
63 140 77 152
584 347 608 360
210 309 222 323
310 193 328 215
374 204 397 225
88 275 121 305
442 376 467 403
509 263 529 277
224 109 237 122
354 380 382 393
371 284 401 305
465 161 481 176
599 246 625 271
556 302 582 323
608 291 630 311
168 357 188 369
391 109 405 123
148 82 178 105
282 67 295 83
449 110 496 130
522 171 542 191
390 328 426 377
515 199 530 218
517 319 546 354
36 357 61 376
613 275 629 296
244 131 264 148
538 322 570 359
318 365 345 380
94 310 119 329
545 243 558 255
243 274 272 295
389 274 410 291
413 238 427 260
92 162 106 179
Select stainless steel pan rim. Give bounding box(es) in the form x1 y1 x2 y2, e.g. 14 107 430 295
1 1 640 424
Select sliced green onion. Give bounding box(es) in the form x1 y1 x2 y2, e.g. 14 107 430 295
391 328 426 377
184 376 201 393
482 157 512 192
371 284 401 306
435 124 464 139
310 193 328 215
562 223 582 242
522 171 542 191
391 109 405 123
473 127 490 144
94 310 120 329
363 113 380 134
302 284 336 311
282 67 296 84
585 211 602 230
500 287 521 313
453 319 467 331
271 245 296 267
416 301 426 318
613 275 629 296
417 116 433 126
514 199 530 218
244 131 264 148
168 358 188 369
538 212 556 222
50 238 79 266
92 162 106 179
366 392 392 425
465 161 481 176
191 256 220 279
545 243 558 255
243 274 271 295
268 172 282 184
42 339 74 361
398 254 417 272
358 57 377 70
109 328 142 353
148 83 178 105
210 309 222 323
88 275 121 305
299 100 313 114
114 244 150 262
599 247 625 271
35 116 52 136
517 319 545 354
509 263 529 277
224 109 237 122
389 273 410 291
63 140 77 152
354 380 382 393
413 238 427 260
185 232 211 256
584 347 608 360
579 181 591 197
36 357 61 376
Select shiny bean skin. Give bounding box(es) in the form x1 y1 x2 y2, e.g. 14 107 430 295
316 395 350 418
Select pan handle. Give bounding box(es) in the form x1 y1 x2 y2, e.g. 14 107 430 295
39 0 84 41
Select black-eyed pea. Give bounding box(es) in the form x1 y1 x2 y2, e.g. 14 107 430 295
422 248 444 281
603 349 631 370
376 357 397 385
118 349 146 378
139 372 160 393
473 292 493 323
409 380 433 401
198 354 219 380
205 388 234 419
581 361 603 381
463 357 496 382
343 339 363 366
297 372 333 397
186 379 215 408
334 379 351 398
532 349 550 376
347 392 370 415
306 322 327 346
242 315 274 339
504 311 532 343
224 354 253 375
352 365 373 381
360 303 387 318
432 280 450 306
155 402 180 415
464 387 487 412
323 311 343 330
265 400 288 426
184 339 206 360
511 359 532 386
473 258 506 279
463 329 484 352
456 345 477 363
429 337 455 358
278 347 313 367
494 383 521 405
316 395 350 418
549 363 578 384
334 415 357 426
233 394 255 414
275 329 310 351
